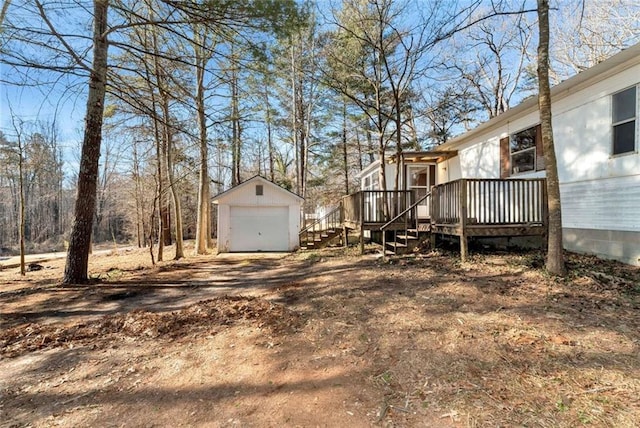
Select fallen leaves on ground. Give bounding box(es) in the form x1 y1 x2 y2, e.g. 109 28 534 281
1 296 302 357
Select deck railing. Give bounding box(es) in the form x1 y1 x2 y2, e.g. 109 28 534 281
304 178 547 260
430 178 547 261
342 190 413 225
380 191 431 232
431 178 547 226
299 203 343 247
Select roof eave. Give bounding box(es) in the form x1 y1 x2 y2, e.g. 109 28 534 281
211 175 304 203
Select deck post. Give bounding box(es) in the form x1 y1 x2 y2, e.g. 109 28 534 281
340 200 348 247
382 231 386 261
359 192 365 255
460 179 468 262
429 185 436 249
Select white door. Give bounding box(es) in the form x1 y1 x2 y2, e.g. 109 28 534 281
408 165 435 218
229 206 290 251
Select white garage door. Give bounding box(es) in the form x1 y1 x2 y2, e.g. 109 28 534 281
229 206 290 252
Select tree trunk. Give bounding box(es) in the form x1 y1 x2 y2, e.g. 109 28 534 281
265 82 275 182
167 143 184 260
62 0 109 284
0 0 11 27
290 42 299 194
537 0 566 276
194 36 210 255
230 48 241 186
342 100 349 195
149 18 171 255
18 136 25 276
161 94 184 260
394 102 403 196
355 128 363 171
366 120 375 164
132 140 144 248
298 98 307 199
155 116 165 261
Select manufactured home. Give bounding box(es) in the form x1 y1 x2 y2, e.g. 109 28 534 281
340 43 639 265
434 43 640 265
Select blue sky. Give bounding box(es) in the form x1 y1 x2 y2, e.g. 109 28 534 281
2 0 639 176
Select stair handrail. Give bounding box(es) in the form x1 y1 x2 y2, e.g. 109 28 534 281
380 191 431 232
299 203 343 241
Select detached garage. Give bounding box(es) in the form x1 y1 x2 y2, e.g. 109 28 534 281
213 176 303 253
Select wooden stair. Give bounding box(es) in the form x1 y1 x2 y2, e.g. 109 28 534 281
383 226 429 256
300 228 342 250
380 191 433 259
299 205 344 251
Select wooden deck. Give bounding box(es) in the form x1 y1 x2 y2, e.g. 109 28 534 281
342 190 414 231
338 178 548 259
430 178 547 259
431 179 547 234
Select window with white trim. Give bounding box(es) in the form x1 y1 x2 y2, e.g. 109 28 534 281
362 172 379 190
510 126 537 174
612 86 637 155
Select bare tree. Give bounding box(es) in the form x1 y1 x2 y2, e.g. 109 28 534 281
322 0 444 217
228 44 242 187
192 25 215 255
371 0 436 190
321 0 394 213
423 84 479 146
550 0 640 82
7 113 26 275
443 12 535 120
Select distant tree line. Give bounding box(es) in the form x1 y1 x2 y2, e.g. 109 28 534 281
0 128 70 252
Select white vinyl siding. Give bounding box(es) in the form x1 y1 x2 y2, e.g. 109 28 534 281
561 175 640 232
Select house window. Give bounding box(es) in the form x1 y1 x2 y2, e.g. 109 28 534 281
256 185 263 196
612 86 637 155
363 173 379 190
510 126 537 174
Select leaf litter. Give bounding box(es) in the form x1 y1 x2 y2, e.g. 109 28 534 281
1 244 639 427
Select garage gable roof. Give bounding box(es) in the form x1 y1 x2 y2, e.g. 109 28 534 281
212 175 304 204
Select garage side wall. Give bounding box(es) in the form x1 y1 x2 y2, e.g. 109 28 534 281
288 204 301 250
217 204 231 252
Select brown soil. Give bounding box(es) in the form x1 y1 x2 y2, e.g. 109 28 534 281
1 243 639 427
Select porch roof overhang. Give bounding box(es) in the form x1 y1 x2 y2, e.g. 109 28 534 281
387 150 458 164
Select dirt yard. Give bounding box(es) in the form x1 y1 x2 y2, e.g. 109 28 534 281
1 243 639 427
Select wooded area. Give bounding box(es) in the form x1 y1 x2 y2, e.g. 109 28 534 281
1 0 638 280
